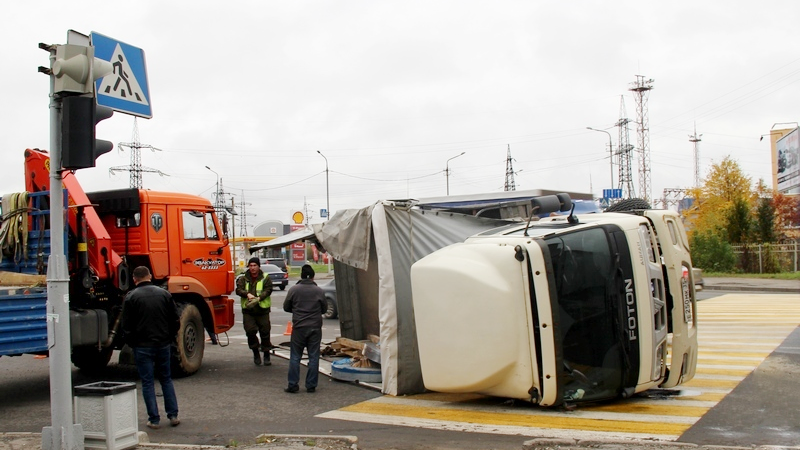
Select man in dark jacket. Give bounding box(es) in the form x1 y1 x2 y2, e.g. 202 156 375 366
122 266 181 429
236 256 274 366
283 264 326 393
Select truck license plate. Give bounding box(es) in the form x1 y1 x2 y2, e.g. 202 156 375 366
681 277 692 323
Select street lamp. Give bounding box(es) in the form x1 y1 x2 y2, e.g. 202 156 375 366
587 127 614 191
317 151 330 221
205 165 220 211
445 152 466 196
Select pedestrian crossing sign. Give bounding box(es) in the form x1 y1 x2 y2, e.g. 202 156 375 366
90 32 152 118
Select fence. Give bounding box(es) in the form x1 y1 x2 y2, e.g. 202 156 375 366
730 241 799 273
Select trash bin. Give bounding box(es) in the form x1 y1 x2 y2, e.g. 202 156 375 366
74 381 139 450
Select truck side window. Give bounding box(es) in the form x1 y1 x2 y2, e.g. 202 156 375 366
206 212 219 240
183 210 207 240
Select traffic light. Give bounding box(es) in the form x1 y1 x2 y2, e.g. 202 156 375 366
52 44 112 95
61 96 114 170
51 41 115 170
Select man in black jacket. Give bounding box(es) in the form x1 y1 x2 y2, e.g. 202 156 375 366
283 264 326 393
122 266 181 429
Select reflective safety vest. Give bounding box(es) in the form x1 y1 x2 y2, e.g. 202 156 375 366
240 277 271 309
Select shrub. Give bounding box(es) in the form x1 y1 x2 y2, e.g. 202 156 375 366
690 231 737 272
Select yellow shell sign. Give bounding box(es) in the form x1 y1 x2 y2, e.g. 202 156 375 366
292 211 304 224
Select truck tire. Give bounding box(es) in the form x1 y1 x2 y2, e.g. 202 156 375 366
323 295 338 320
606 198 651 212
172 304 204 377
72 346 114 373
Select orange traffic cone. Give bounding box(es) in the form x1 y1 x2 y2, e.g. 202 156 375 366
283 321 293 335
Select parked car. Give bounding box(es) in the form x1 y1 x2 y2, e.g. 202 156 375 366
683 266 704 291
692 267 704 290
261 257 288 273
260 263 289 290
319 277 338 319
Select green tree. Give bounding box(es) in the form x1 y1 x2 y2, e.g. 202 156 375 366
725 197 753 244
753 197 777 243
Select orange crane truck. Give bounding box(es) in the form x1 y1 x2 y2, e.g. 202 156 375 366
0 148 235 376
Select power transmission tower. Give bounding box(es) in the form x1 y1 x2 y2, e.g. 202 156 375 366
110 117 167 188
689 125 703 188
630 75 654 202
213 178 230 214
238 190 255 237
653 188 686 210
504 144 517 191
615 96 636 199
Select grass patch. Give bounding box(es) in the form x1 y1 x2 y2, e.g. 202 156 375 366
288 263 331 276
703 271 800 280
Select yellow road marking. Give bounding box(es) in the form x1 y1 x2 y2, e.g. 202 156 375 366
339 401 692 435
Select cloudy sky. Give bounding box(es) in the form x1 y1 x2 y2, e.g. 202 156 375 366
3 1 798 233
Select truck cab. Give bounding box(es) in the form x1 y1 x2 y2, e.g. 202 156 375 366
0 149 235 376
410 205 698 406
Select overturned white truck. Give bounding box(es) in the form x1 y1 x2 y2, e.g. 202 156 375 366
250 191 698 407
411 196 698 406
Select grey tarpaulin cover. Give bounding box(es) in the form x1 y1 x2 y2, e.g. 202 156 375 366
315 201 513 395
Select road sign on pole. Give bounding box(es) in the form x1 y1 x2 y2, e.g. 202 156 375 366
90 32 152 118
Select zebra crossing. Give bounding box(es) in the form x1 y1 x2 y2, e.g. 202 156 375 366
317 293 800 441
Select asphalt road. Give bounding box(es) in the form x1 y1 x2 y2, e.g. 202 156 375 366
0 282 798 450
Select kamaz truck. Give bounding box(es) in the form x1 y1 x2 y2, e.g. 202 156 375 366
411 196 698 407
0 148 235 376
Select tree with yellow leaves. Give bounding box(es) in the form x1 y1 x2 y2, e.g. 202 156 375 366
683 156 754 239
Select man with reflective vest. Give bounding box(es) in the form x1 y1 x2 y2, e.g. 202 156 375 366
236 257 274 366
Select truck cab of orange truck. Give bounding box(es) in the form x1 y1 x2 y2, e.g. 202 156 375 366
0 148 234 376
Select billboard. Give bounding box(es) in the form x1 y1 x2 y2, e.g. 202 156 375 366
776 127 800 195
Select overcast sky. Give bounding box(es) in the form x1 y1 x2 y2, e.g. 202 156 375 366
3 1 798 232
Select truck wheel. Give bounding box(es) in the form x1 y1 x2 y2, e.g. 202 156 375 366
606 198 651 212
172 304 204 377
323 296 338 320
72 346 114 373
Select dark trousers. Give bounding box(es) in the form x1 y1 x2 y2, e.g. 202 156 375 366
243 313 271 351
133 345 178 424
288 327 322 390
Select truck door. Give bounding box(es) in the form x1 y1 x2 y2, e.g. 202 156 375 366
175 207 229 297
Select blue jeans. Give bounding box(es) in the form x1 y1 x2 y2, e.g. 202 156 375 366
288 327 322 390
133 345 178 424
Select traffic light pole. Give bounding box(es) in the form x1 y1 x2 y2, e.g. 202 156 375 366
41 44 84 450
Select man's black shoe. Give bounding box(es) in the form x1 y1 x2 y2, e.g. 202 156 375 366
307 387 316 393
263 352 272 366
284 386 299 393
253 350 262 366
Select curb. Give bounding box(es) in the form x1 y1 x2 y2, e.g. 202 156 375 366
702 285 798 293
0 432 358 450
521 437 800 450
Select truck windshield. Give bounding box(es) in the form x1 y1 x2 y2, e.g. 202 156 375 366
543 227 625 403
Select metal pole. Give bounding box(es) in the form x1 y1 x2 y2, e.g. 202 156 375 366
230 197 236 267
42 45 83 450
587 127 614 191
317 151 329 220
205 166 219 211
446 152 465 196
